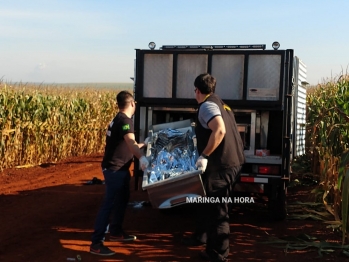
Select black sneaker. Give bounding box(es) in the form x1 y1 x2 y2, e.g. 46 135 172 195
90 243 115 256
199 250 228 262
110 231 137 242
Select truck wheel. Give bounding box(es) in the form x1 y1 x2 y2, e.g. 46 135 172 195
268 185 287 221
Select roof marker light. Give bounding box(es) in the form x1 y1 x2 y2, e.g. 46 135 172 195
272 41 280 50
148 42 156 50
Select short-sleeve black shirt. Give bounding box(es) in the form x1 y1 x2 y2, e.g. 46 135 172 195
101 112 134 171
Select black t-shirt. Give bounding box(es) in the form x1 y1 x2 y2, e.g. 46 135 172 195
101 112 134 171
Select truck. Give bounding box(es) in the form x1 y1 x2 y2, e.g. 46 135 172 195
132 42 307 220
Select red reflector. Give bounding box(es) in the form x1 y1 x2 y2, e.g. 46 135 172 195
241 177 254 182
258 165 279 174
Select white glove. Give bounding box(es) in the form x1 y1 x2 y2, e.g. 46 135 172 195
139 156 149 171
195 156 208 172
144 137 150 145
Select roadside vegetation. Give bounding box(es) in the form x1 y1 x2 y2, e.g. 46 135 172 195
2 75 349 245
298 74 349 244
0 81 122 170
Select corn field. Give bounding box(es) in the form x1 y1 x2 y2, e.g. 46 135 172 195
306 74 349 244
2 75 349 243
0 82 121 170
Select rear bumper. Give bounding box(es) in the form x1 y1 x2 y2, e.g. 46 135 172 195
234 173 289 194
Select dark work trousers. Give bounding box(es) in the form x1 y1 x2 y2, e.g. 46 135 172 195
194 166 241 261
91 169 130 244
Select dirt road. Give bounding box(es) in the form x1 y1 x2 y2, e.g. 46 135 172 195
0 154 345 261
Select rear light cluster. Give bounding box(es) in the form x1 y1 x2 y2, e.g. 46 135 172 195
252 165 280 175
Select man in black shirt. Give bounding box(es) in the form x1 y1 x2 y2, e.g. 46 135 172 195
184 73 244 262
90 90 149 256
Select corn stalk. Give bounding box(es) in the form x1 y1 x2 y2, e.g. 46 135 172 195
307 74 349 244
0 82 120 170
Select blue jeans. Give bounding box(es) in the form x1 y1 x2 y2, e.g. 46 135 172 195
91 169 130 244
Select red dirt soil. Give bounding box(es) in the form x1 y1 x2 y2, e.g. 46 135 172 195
0 153 347 262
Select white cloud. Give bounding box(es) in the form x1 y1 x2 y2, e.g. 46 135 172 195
0 8 123 41
36 63 47 70
0 9 88 20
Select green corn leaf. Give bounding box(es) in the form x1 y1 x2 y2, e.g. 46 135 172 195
338 150 349 189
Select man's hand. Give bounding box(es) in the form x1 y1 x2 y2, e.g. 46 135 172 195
195 156 208 172
139 156 149 171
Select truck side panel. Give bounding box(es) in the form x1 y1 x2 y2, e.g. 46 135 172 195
293 57 307 157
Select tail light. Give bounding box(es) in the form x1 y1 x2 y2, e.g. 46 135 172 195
253 165 280 175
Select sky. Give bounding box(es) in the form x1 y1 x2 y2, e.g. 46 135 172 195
1 0 349 86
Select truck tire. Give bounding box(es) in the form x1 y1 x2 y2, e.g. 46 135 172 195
268 184 287 221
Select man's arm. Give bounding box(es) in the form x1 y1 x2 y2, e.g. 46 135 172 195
124 133 145 159
202 115 226 156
